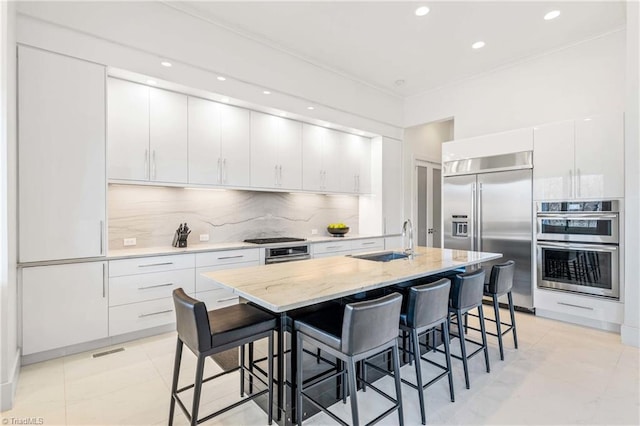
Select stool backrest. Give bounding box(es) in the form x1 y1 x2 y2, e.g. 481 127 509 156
487 260 516 295
406 278 451 329
450 269 486 312
173 288 212 353
341 292 402 356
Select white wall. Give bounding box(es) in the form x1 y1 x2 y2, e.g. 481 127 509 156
405 30 626 138
0 0 19 411
16 1 402 139
622 0 640 347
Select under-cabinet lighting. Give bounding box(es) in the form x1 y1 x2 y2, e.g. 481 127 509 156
415 6 430 17
280 112 287 117
221 97 230 103
217 76 226 81
544 10 561 21
146 79 157 85
184 187 227 191
472 41 485 49
263 90 271 95
160 61 172 67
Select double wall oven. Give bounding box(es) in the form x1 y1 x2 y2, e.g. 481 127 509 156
536 201 620 299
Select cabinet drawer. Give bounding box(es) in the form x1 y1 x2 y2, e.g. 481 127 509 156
109 297 177 336
195 289 238 311
351 238 385 252
195 249 260 267
313 241 352 255
196 262 258 292
109 269 195 307
535 289 623 324
109 254 195 277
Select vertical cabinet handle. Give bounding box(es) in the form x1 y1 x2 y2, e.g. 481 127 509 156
275 165 279 186
99 220 104 255
152 150 157 180
144 149 149 180
569 169 573 198
279 165 283 186
222 158 227 183
577 168 581 198
102 263 106 298
217 158 221 183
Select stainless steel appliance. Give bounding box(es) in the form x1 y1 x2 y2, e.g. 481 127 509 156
243 237 311 264
536 201 620 298
443 151 534 311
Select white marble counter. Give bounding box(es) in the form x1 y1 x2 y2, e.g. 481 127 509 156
202 246 502 313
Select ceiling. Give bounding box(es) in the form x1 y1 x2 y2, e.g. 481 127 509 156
175 1 626 98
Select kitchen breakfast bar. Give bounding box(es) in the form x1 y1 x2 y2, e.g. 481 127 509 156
202 246 502 425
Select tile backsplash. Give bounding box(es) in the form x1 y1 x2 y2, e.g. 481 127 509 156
108 184 359 249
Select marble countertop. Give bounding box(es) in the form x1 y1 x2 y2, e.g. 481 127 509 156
202 246 502 313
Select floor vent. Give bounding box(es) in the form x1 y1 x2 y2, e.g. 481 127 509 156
92 347 125 358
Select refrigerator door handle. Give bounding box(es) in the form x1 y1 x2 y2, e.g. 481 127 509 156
478 182 483 252
471 182 476 251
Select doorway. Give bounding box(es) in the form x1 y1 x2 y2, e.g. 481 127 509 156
416 161 441 247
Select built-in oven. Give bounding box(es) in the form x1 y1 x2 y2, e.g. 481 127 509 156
536 201 620 299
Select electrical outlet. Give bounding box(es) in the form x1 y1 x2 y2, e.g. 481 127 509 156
123 238 137 247
199 234 210 242
311 229 318 235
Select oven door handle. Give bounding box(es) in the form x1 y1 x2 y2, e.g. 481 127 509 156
536 214 618 220
265 255 311 264
537 241 618 252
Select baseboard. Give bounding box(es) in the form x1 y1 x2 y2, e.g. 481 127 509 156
536 308 621 333
1 349 21 411
621 324 640 347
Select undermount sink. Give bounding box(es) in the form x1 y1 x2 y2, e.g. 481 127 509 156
351 251 410 262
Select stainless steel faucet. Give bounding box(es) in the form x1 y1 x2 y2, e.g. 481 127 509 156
402 219 414 256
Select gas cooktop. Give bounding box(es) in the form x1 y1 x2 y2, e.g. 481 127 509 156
243 237 307 245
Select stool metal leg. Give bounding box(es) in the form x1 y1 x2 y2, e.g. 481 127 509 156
249 342 254 394
508 291 519 349
478 305 491 373
240 344 245 397
493 295 505 361
442 322 455 402
268 333 274 425
168 339 183 426
191 355 206 426
347 357 360 426
457 310 470 389
391 343 405 426
295 332 304 426
411 329 426 425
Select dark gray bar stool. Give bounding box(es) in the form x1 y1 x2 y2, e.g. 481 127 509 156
448 269 490 389
294 293 404 426
169 288 277 426
398 278 455 425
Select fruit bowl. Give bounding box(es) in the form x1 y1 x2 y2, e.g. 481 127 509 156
327 226 349 237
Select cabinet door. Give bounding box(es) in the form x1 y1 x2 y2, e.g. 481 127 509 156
278 118 303 190
188 97 222 185
220 104 251 187
340 133 361 193
250 112 279 188
382 138 403 235
18 47 106 262
22 262 108 355
302 124 326 191
108 78 149 181
322 129 343 192
574 114 624 199
150 88 188 183
533 120 575 200
357 136 372 194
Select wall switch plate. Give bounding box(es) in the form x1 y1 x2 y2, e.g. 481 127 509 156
123 238 137 247
199 234 210 242
311 229 318 235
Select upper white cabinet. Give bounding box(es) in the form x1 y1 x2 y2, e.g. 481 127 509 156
108 78 188 184
341 133 371 194
18 46 106 262
250 112 302 190
534 114 624 200
188 97 250 186
382 138 403 235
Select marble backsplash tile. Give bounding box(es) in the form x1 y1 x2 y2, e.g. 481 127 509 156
108 184 359 249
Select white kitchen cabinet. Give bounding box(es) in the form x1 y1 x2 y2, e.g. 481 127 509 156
302 124 343 192
188 97 250 186
22 262 108 355
533 114 624 200
382 138 404 235
340 133 372 194
250 112 302 190
18 46 106 262
312 238 384 258
535 287 623 327
108 79 188 184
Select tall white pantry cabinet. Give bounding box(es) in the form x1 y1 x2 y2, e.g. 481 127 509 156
18 46 109 355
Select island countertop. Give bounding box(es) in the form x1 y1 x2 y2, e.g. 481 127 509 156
202 246 502 313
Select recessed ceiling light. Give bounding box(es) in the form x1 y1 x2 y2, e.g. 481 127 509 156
160 61 172 67
221 97 230 103
544 10 561 21
217 76 226 81
307 106 315 110
415 6 430 17
263 90 271 95
146 79 157 85
472 41 486 49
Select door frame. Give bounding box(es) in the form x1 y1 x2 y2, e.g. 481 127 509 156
412 158 442 247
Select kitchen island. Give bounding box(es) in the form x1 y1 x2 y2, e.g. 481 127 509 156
202 246 501 425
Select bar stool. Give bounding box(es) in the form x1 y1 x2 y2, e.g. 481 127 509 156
479 260 519 360
448 269 490 390
294 293 404 426
398 278 455 425
169 288 277 426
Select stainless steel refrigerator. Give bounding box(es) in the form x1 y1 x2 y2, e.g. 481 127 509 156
443 152 534 311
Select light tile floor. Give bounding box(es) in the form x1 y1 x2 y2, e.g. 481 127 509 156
1 309 638 425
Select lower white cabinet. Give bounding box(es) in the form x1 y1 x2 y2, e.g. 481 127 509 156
195 289 240 311
109 297 177 336
535 288 623 326
350 238 384 253
22 262 108 355
312 238 385 259
109 268 195 307
195 249 260 307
